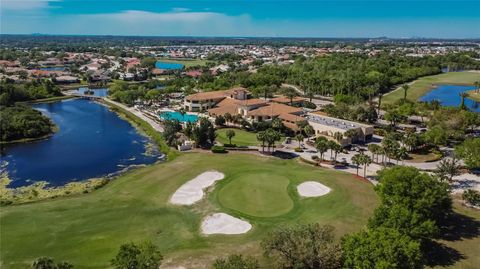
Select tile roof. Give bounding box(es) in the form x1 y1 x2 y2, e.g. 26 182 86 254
247 103 302 117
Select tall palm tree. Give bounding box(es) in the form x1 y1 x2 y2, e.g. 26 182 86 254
256 131 267 153
295 134 304 148
315 139 329 162
402 84 409 101
351 154 362 176
361 154 372 178
460 92 469 110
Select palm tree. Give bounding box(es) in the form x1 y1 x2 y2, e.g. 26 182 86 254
333 132 343 143
304 125 315 142
402 84 409 101
367 144 380 161
351 154 362 176
331 142 343 162
344 129 357 143
430 99 441 111
256 131 267 153
295 134 304 148
315 139 329 162
475 81 480 93
225 129 235 145
224 113 233 124
266 129 282 152
459 92 469 110
361 153 372 178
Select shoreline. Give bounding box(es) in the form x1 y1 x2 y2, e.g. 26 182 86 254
466 89 480 102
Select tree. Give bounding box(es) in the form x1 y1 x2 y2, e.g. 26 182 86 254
369 166 452 240
402 84 410 101
422 126 447 146
333 131 343 143
265 128 282 152
455 138 480 170
304 125 315 141
315 137 329 161
393 146 409 165
32 257 73 269
111 241 163 269
462 189 480 207
281 86 298 105
435 158 461 182
295 134 304 148
360 153 372 178
162 119 181 146
213 255 259 269
367 143 382 162
271 117 284 131
342 228 422 269
329 142 343 162
226 129 236 145
261 224 342 269
224 113 233 124
256 131 267 153
459 92 469 110
215 115 226 126
351 153 362 176
344 129 357 142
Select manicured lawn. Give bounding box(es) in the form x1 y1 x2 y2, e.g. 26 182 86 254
157 57 210 68
0 153 377 268
382 71 480 105
216 128 261 146
216 172 294 217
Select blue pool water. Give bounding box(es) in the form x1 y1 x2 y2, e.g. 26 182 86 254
1 99 162 187
160 111 198 123
155 61 184 70
77 87 109 97
419 85 479 112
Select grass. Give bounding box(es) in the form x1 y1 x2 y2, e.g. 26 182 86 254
466 89 480 102
0 153 378 268
216 128 261 146
17 95 75 104
217 172 294 217
156 57 210 68
382 71 480 105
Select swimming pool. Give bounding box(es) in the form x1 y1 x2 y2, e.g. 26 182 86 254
160 111 198 123
155 61 185 70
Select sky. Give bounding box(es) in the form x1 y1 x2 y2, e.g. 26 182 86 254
1 0 479 38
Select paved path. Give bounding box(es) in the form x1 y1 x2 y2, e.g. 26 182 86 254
104 98 165 132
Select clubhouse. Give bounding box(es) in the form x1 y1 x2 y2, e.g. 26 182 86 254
184 87 374 145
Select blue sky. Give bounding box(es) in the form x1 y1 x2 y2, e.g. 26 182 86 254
1 0 479 38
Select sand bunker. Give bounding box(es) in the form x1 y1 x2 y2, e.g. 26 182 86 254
297 181 331 197
170 171 225 205
201 213 252 235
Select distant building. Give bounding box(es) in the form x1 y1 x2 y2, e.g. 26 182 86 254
306 112 374 146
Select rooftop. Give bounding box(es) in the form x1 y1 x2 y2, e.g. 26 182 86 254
306 113 371 131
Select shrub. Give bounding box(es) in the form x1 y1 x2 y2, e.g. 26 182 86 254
294 147 303 152
311 155 319 160
211 145 227 153
462 189 480 207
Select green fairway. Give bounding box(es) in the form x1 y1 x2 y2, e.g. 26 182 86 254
216 172 294 217
157 57 210 68
0 153 377 268
382 71 480 105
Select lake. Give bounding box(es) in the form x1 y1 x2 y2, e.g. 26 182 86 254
419 84 479 112
1 99 163 188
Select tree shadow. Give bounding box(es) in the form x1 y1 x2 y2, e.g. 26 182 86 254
422 240 464 267
438 212 480 241
423 212 480 267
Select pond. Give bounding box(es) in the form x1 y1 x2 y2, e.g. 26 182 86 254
1 99 163 188
159 111 198 123
419 84 479 112
76 87 109 97
155 61 184 70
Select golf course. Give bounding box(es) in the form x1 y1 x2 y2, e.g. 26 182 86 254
0 153 378 268
382 71 480 104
